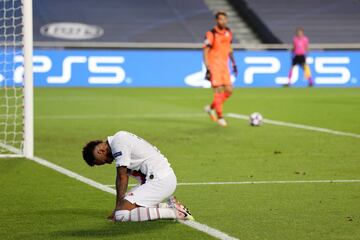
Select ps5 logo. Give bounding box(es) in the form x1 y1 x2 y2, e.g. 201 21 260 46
244 56 351 85
11 56 126 84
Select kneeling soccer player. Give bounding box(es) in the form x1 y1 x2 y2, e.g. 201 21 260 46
82 131 193 222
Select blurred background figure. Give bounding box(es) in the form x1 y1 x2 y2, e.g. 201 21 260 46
288 27 313 87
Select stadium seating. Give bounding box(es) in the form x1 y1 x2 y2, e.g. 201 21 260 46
237 0 360 43
33 0 215 43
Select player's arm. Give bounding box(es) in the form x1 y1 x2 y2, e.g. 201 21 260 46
203 31 213 80
115 166 129 210
203 46 211 80
203 47 210 70
107 166 128 221
229 46 237 76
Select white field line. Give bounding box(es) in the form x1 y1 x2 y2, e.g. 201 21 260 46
106 179 360 188
226 113 360 139
36 112 360 140
180 220 238 240
27 155 238 240
36 113 204 120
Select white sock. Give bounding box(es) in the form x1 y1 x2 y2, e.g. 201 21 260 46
115 207 176 222
158 202 170 208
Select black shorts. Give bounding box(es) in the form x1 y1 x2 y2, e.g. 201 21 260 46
292 55 306 66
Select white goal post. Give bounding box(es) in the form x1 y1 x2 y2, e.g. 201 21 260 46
0 0 33 158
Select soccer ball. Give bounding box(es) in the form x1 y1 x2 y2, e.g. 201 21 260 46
249 112 263 126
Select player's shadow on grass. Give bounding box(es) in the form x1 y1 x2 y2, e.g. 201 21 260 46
39 208 105 217
52 221 176 238
43 208 175 238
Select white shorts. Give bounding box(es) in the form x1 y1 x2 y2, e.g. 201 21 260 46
124 169 177 207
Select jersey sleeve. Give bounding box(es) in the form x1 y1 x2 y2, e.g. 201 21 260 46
109 136 131 167
203 31 214 48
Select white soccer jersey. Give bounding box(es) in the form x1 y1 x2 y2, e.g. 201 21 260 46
107 131 172 180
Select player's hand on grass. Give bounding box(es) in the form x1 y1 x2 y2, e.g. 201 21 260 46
205 68 211 81
232 65 238 77
107 210 116 221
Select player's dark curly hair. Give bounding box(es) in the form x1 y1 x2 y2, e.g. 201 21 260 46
82 140 102 166
215 11 227 19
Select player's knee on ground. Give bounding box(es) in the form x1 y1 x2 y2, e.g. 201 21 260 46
115 209 153 222
115 207 176 222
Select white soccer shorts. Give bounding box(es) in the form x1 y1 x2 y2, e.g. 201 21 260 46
124 169 177 207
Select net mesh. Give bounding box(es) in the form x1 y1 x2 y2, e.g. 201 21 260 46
0 0 24 155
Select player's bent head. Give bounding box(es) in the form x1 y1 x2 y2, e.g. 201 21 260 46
82 140 112 166
215 11 228 28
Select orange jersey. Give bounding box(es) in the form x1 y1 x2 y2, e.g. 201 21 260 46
203 26 233 70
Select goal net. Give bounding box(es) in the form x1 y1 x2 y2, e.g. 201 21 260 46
0 0 33 158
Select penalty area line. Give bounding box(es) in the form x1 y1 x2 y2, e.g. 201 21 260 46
36 113 205 120
226 113 360 139
27 155 239 240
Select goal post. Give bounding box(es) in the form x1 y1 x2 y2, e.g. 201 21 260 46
23 0 34 158
0 0 33 158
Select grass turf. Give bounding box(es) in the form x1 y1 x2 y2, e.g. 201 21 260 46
1 88 359 239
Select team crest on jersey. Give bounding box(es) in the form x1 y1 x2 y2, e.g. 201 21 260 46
113 151 122 158
225 31 230 37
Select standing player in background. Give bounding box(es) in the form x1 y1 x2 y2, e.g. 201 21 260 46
288 27 313 87
203 11 237 127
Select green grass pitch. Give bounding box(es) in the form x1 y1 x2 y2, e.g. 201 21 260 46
1 88 360 240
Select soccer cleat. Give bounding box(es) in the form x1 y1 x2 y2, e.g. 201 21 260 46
217 118 228 127
204 105 218 122
175 209 195 221
168 196 194 220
